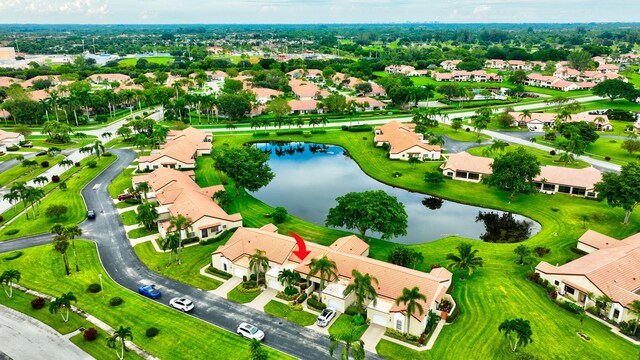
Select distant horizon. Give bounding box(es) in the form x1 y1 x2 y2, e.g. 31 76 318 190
0 0 638 25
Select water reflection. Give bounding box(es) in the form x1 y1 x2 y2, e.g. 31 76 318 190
475 211 533 243
251 142 540 244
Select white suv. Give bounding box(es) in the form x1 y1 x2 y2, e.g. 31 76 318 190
316 307 337 327
237 322 265 341
169 297 194 312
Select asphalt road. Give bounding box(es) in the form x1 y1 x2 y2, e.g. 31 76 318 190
0 148 383 360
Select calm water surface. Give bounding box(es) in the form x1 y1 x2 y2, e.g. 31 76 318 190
251 142 540 244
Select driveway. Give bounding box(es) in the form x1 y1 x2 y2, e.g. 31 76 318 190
0 304 92 360
0 148 383 360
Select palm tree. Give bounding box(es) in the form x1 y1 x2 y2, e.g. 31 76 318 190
490 140 508 153
101 131 112 142
64 225 83 272
514 245 530 265
22 186 45 219
445 242 484 279
630 300 640 335
342 270 378 316
161 232 181 266
52 234 71 275
48 292 77 322
498 318 533 352
60 159 74 169
408 155 420 169
307 255 339 299
395 287 426 334
249 249 269 285
33 175 48 187
277 268 301 292
135 181 151 202
0 269 21 298
519 109 532 124
136 202 158 230
596 294 613 316
249 338 268 360
167 214 192 265
107 326 134 360
91 140 105 159
328 328 365 360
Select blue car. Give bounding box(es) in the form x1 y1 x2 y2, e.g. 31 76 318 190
138 284 161 299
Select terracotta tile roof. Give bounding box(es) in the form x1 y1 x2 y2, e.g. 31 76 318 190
578 230 622 250
368 82 386 96
0 129 21 141
28 89 50 101
139 127 211 165
259 223 279 233
88 73 131 83
328 235 370 256
534 166 602 190
251 87 283 99
0 76 21 88
288 99 320 112
374 121 441 154
288 79 329 98
0 109 9 118
441 152 493 175
347 96 386 108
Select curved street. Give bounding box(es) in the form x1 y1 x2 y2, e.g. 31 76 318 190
0 148 382 360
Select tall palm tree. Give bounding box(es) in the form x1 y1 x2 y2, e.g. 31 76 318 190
161 232 181 266
52 234 71 275
446 242 484 279
167 214 192 265
519 109 532 124
136 202 158 230
307 255 339 299
249 249 269 285
135 181 151 202
22 186 45 219
107 326 134 360
0 269 21 298
630 300 640 335
596 294 613 316
64 225 83 272
277 269 301 291
328 328 365 360
48 292 77 322
490 140 508 153
342 270 378 316
395 287 426 334
91 140 105 159
498 318 533 352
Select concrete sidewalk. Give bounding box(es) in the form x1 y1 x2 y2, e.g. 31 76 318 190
0 304 92 360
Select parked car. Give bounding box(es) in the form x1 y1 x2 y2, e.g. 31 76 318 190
86 210 96 219
21 143 33 148
138 284 161 299
169 297 194 312
35 150 47 156
237 323 264 341
316 307 336 327
117 193 136 201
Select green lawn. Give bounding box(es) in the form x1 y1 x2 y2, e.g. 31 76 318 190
467 143 590 169
133 241 222 291
534 136 638 166
26 137 97 150
263 300 317 326
0 241 292 360
127 227 158 239
118 57 174 67
116 201 138 209
120 210 138 226
108 168 135 199
430 123 490 142
227 283 263 304
207 131 640 359
328 314 369 339
70 329 145 360
0 156 117 240
0 155 64 188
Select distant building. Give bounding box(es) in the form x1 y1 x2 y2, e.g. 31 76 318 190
0 47 16 61
374 121 441 161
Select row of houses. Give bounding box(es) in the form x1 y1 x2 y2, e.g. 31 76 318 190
287 69 386 96
431 70 502 83
509 111 612 132
536 230 640 324
287 96 387 115
373 121 442 161
553 68 625 82
485 59 547 71
441 152 603 198
212 225 454 336
524 74 597 92
138 127 212 171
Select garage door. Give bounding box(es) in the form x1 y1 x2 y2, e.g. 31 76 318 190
234 268 244 278
328 299 344 312
371 314 388 327
268 279 280 290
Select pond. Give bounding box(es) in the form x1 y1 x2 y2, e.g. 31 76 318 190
250 142 540 244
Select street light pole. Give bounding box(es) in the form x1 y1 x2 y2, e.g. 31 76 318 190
99 274 104 299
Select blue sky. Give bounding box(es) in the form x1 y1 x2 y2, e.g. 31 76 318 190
0 0 638 24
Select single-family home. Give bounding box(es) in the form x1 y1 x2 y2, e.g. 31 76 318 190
251 88 283 104
507 60 532 71
485 59 507 69
138 127 212 171
0 76 21 88
206 46 225 54
0 129 25 147
289 79 330 100
288 99 323 115
132 167 242 241
212 225 453 337
509 112 612 131
440 60 461 71
347 97 387 111
441 152 493 182
287 69 323 80
88 73 132 85
367 82 387 97
533 166 602 198
384 65 416 75
597 64 619 74
374 121 442 161
536 230 640 324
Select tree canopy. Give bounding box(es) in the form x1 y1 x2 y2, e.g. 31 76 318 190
595 162 640 224
483 148 541 199
214 146 274 195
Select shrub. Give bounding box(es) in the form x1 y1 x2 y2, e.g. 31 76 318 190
59 182 67 190
271 206 288 224
7 145 20 151
87 283 102 293
146 327 159 338
284 286 298 296
124 197 140 205
276 292 298 301
31 297 46 309
242 275 247 282
249 273 257 282
604 156 611 161
206 266 232 280
307 295 326 311
549 150 556 155
41 160 49 167
384 328 419 343
0 215 3 223
102 152 112 157
87 160 98 168
430 263 442 269
109 296 123 306
5 229 19 236
75 162 81 167
618 320 635 336
353 313 365 325
556 299 584 314
51 175 60 183
586 306 599 316
342 125 372 132
534 246 551 257
252 132 270 137
297 292 308 303
288 302 303 311
446 303 460 323
310 129 326 134
83 328 98 341
345 306 367 320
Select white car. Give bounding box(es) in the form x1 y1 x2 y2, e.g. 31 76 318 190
316 307 337 327
237 322 265 341
169 297 194 312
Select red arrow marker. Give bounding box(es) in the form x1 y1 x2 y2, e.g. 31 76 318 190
289 231 311 261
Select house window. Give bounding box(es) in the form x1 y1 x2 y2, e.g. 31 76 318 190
565 286 575 295
543 184 555 191
395 319 403 331
223 263 227 271
554 280 560 286
467 173 480 180
572 188 586 196
558 185 572 194
201 229 208 238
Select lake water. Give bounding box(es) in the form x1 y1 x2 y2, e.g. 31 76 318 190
251 142 540 244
